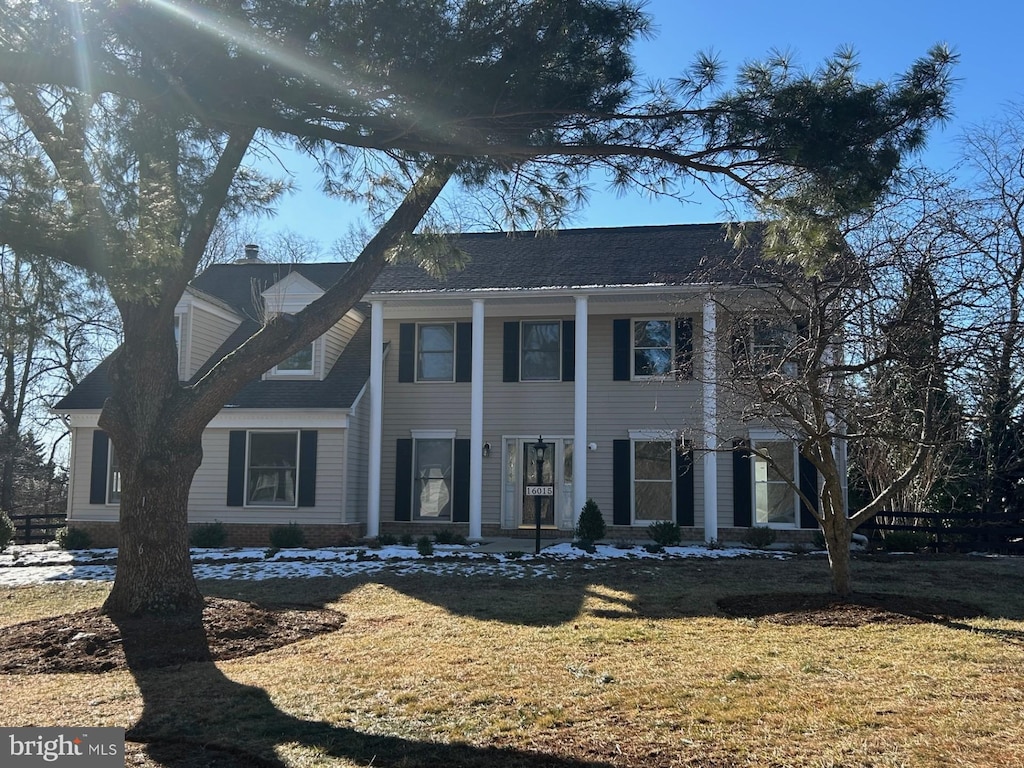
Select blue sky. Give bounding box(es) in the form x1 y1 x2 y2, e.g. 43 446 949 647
252 0 1024 252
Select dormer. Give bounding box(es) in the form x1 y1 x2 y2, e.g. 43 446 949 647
173 287 243 381
260 271 367 381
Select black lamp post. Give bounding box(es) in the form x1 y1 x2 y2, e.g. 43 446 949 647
534 436 546 555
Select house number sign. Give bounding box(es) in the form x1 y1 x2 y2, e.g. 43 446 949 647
525 485 553 496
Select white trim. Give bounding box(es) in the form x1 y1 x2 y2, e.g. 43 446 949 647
270 339 319 378
261 272 325 315
64 410 350 429
106 438 120 506
175 289 241 324
410 429 457 440
628 428 678 440
368 301 384 538
702 295 719 543
469 299 485 539
572 296 588 522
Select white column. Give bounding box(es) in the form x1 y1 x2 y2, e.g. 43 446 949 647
469 299 485 540
573 295 588 522
702 295 719 543
367 301 384 539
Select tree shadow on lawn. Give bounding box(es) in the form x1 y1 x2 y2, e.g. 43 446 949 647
112 606 622 768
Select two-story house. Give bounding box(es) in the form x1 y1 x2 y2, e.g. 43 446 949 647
54 223 825 547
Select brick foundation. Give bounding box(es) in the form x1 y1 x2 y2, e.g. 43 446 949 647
65 521 366 549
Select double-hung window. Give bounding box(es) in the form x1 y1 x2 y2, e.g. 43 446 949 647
246 431 299 507
633 319 674 378
752 439 798 526
632 438 674 522
736 321 797 377
520 320 561 381
417 323 456 382
413 438 453 519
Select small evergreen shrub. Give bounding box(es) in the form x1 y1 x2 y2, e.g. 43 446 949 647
433 529 467 545
416 535 434 556
0 510 15 551
812 530 826 550
269 523 305 549
55 526 92 551
883 530 930 553
574 498 606 544
742 526 777 549
377 533 398 546
190 521 227 548
648 521 681 547
399 533 414 547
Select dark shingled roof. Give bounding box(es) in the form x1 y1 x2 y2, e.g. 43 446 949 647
54 222 767 412
369 222 769 293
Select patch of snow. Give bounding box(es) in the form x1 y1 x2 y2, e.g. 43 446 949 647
0 541 790 587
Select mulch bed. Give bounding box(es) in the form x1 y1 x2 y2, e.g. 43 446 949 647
0 598 346 674
716 591 985 627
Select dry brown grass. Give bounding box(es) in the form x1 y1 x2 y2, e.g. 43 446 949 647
3 555 1024 767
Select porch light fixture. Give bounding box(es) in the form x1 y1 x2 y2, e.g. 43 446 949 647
483 442 490 458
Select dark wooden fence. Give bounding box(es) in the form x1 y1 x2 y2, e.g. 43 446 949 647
858 511 1024 554
9 512 67 544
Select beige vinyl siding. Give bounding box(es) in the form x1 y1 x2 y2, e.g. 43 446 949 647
186 306 241 379
70 425 347 525
185 428 346 525
345 393 369 524
584 314 705 526
67 426 119 522
323 311 364 372
176 312 190 381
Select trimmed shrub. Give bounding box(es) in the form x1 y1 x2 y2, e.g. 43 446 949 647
0 510 14 551
377 533 398 546
269 523 306 549
434 529 467 545
55 526 92 551
742 526 777 550
574 498 606 544
648 521 681 547
190 521 227 548
399 533 414 547
416 535 434 556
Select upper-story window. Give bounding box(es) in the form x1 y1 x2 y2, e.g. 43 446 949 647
273 343 316 376
417 323 455 382
520 320 561 381
633 319 673 378
734 321 798 377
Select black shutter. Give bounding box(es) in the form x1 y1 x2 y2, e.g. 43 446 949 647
89 430 109 505
612 439 631 525
395 439 413 521
297 431 318 507
452 439 471 522
732 440 752 527
612 319 631 381
561 320 575 382
676 441 695 526
503 322 520 382
675 318 694 379
398 323 416 382
227 430 247 507
455 322 473 383
799 453 819 529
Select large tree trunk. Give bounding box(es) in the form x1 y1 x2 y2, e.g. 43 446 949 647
99 303 205 617
102 429 204 616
